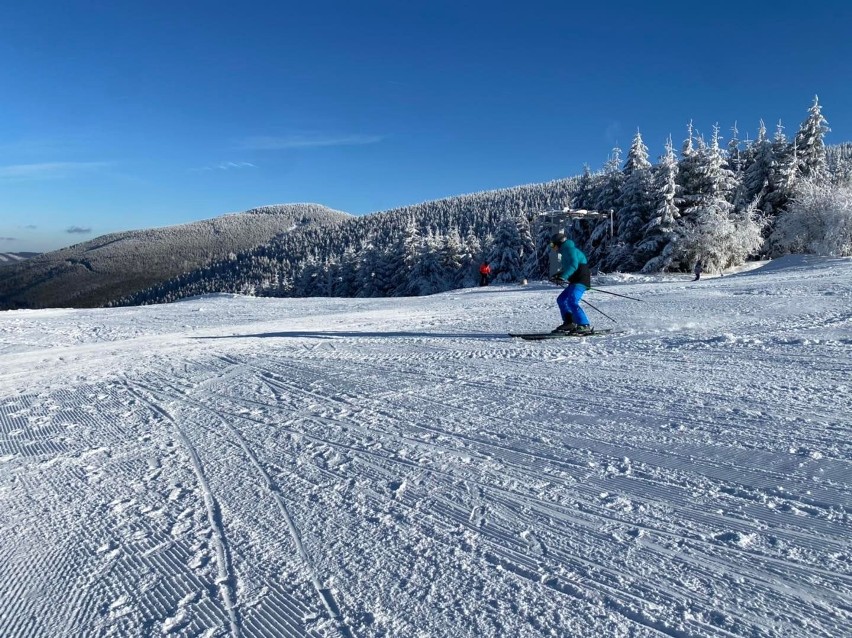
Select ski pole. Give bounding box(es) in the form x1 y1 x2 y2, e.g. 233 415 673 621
589 287 644 302
582 299 617 323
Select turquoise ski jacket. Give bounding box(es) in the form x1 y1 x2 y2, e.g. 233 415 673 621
556 239 590 288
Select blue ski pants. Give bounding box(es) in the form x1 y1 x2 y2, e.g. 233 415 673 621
557 284 590 325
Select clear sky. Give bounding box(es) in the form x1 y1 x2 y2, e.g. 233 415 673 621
2 0 851 252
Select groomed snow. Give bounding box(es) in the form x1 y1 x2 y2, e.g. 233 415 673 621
0 255 849 637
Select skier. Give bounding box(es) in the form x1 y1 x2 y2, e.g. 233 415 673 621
550 233 593 334
479 262 492 286
693 259 703 281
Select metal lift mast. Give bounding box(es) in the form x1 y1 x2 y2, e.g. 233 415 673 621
531 207 613 277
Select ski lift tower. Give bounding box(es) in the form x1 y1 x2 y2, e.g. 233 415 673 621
534 206 612 278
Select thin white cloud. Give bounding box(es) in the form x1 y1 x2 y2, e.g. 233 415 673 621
238 134 383 150
192 161 256 172
65 226 92 234
218 161 255 170
0 162 110 180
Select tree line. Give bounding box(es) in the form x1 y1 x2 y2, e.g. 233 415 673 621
118 97 850 306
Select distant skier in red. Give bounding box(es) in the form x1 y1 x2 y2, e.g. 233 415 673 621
479 262 491 286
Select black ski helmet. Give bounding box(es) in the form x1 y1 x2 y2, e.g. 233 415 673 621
550 232 567 246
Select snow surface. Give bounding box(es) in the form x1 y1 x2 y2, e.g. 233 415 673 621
0 255 850 638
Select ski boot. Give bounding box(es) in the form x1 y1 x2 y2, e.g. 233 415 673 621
570 324 594 335
552 321 576 333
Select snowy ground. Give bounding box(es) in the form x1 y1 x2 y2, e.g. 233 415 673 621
1 255 850 638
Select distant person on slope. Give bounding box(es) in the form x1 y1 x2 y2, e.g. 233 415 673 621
550 233 593 334
693 259 703 281
479 262 492 286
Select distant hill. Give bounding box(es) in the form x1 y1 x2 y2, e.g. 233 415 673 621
0 252 40 266
0 204 349 309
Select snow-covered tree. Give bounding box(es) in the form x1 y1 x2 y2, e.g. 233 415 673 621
674 125 741 270
355 246 383 297
439 229 466 288
573 164 596 209
588 147 623 265
639 136 681 272
728 198 766 264
409 231 446 296
529 220 555 279
385 222 422 295
516 210 536 271
594 146 624 214
488 215 524 282
606 130 653 271
763 121 797 217
677 121 707 216
771 178 852 256
727 121 743 175
742 120 772 207
460 227 485 287
294 257 322 296
794 96 831 180
331 247 358 296
507 213 537 281
826 142 852 186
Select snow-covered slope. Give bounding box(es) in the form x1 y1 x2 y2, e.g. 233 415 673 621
0 252 39 266
0 256 849 637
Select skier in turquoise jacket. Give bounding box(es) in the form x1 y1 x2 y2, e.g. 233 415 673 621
550 232 593 334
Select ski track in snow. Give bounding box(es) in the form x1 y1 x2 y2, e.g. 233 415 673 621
0 256 850 637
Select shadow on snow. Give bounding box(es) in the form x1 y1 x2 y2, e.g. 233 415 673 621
194 330 505 341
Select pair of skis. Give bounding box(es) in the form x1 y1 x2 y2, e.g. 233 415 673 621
509 328 615 341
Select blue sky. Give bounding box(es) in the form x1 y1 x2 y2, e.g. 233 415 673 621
2 0 851 251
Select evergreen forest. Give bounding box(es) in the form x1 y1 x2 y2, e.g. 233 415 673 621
120 97 852 306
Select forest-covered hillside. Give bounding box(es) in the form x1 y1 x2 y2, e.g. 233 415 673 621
122 98 852 306
0 204 349 309
118 178 580 305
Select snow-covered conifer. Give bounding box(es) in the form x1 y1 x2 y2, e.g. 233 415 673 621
389 222 422 295
771 178 852 256
639 136 680 272
794 96 831 180
357 245 393 297
409 231 446 296
594 147 624 214
727 122 743 175
826 142 852 186
742 120 772 207
607 130 653 270
674 125 740 270
488 215 524 282
516 211 537 277
588 147 624 266
460 228 484 287
333 247 359 296
573 165 596 210
764 121 797 216
440 230 466 288
677 122 707 214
